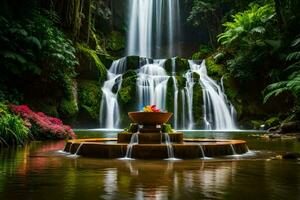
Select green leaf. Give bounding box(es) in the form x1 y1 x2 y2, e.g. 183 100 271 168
27 36 42 49
1 51 27 64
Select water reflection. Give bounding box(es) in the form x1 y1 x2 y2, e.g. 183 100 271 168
0 140 300 200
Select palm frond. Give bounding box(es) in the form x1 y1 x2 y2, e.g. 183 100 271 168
286 51 300 61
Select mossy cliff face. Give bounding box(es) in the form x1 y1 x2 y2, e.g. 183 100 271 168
205 57 226 80
166 78 175 113
118 70 138 127
78 80 102 120
118 70 137 104
107 31 125 52
126 56 140 70
192 82 203 129
70 80 102 128
76 44 108 82
59 80 79 119
165 57 189 74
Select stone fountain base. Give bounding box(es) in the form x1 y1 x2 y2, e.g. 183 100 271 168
64 137 248 159
117 132 184 144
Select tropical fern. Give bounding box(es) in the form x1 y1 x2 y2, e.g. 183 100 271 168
218 3 275 46
264 36 300 103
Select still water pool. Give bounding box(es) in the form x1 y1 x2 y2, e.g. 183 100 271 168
1 131 300 200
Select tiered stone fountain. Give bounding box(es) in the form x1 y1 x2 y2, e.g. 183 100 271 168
64 112 248 159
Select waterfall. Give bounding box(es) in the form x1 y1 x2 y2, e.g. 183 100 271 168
137 59 169 110
184 70 195 130
100 58 127 128
188 60 237 130
99 1 238 130
171 57 195 130
127 0 181 58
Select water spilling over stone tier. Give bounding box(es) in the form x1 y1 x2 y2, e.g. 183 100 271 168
99 57 237 130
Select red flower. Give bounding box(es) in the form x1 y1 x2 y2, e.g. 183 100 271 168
9 104 76 139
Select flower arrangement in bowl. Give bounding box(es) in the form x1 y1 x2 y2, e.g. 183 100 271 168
128 105 172 125
142 105 161 112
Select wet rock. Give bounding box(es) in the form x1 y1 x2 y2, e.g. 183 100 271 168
268 121 300 134
282 152 300 160
269 134 281 139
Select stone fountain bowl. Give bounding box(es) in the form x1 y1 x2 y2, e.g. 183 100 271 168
128 112 173 125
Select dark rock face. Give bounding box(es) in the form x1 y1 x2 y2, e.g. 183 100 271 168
283 152 300 160
281 121 300 133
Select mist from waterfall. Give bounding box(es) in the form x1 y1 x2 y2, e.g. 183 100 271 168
127 0 181 58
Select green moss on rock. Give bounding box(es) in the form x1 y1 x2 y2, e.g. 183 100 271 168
192 72 200 79
265 117 280 128
192 45 213 60
107 31 125 51
162 124 173 133
176 76 187 89
126 56 140 70
59 97 78 118
205 57 225 80
118 70 137 104
164 57 189 74
166 78 174 113
251 120 264 129
78 80 101 120
176 57 189 73
193 83 203 128
76 43 108 82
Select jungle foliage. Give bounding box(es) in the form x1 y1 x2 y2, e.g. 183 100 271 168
0 103 31 147
189 0 300 122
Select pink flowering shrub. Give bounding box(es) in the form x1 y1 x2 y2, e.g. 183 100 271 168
9 105 76 140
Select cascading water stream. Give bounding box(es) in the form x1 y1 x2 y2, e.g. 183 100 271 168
172 76 179 130
188 60 237 130
230 144 237 155
100 58 127 129
199 145 210 159
183 70 195 130
137 59 169 110
123 132 139 159
163 132 177 160
127 0 181 58
74 143 85 156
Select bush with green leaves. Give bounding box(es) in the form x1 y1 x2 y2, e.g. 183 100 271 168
0 14 78 94
217 3 277 81
218 3 275 46
264 36 300 107
0 103 31 147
